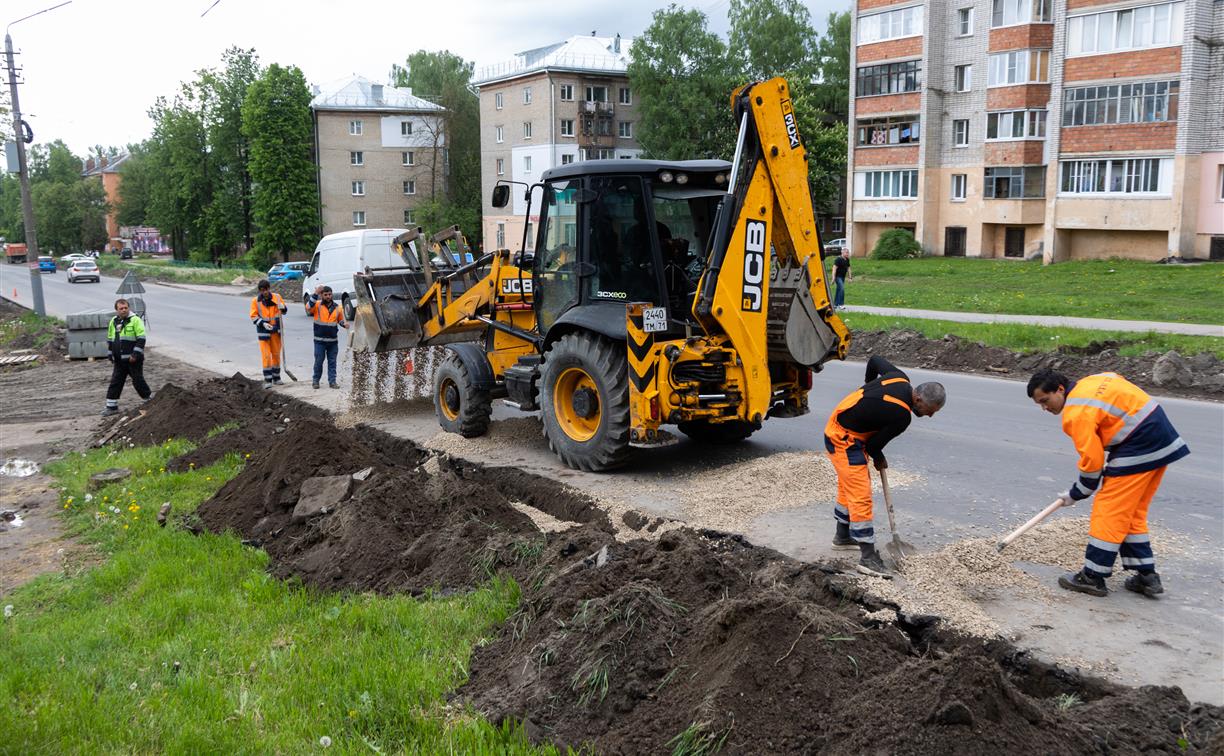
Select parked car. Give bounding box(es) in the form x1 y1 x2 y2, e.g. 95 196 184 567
120 248 133 260
61 253 92 265
823 238 847 257
302 228 416 318
67 259 101 283
37 255 56 273
268 261 310 282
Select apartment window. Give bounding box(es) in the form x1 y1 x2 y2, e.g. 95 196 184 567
619 87 632 105
954 65 972 92
495 92 504 110
1219 166 1224 201
987 109 1047 139
582 148 615 160
561 154 575 165
1062 81 1179 126
350 151 364 166
988 50 1049 86
953 119 970 146
854 169 920 199
585 85 608 103
401 121 413 136
402 151 415 166
992 0 1051 27
1067 2 1184 57
957 7 974 35
496 222 506 249
560 119 575 137
618 121 633 138
857 60 922 96
524 221 534 251
831 217 845 233
951 173 968 201
404 209 414 225
523 156 532 173
401 180 415 195
559 84 574 101
496 158 505 176
495 125 504 143
1060 158 1170 195
596 119 613 137
523 121 533 139
351 180 365 196
348 120 363 136
523 86 532 105
984 166 1046 198
352 211 366 227
856 115 921 146
858 5 924 44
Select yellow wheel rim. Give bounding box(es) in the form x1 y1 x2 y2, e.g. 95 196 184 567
438 377 461 421
553 367 601 442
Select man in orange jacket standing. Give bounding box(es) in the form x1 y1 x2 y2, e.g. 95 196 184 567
1027 368 1190 598
250 279 288 388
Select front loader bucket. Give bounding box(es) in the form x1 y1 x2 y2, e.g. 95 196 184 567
350 268 430 353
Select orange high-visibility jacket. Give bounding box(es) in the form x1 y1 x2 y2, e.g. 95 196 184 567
1062 372 1188 501
250 293 287 341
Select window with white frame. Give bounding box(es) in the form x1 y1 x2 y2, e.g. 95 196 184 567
559 84 574 101
495 92 504 110
561 154 575 165
582 148 615 160
953 119 970 146
618 121 633 138
987 110 1047 139
353 211 366 226
991 0 1051 27
404 209 414 225
403 180 416 195
954 64 972 92
402 150 415 166
350 151 364 166
957 7 974 35
854 169 920 199
831 217 845 232
495 125 504 143
349 120 363 136
984 166 1046 198
619 87 632 105
496 222 505 248
496 158 505 175
856 115 921 145
560 119 575 137
1219 166 1224 201
585 85 608 102
523 87 532 104
1059 157 1171 195
523 121 533 139
1067 2 1184 57
401 121 413 136
523 155 532 173
351 180 365 196
988 50 1049 86
1062 81 1179 126
858 5 924 44
951 173 967 200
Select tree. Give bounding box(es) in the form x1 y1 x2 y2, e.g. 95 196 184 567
76 180 110 251
115 146 152 227
243 63 319 268
144 92 210 260
0 173 22 242
728 0 819 85
812 11 851 121
198 48 261 256
627 5 738 160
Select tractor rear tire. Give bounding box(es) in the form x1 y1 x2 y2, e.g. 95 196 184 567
677 419 756 444
540 332 632 471
433 350 492 438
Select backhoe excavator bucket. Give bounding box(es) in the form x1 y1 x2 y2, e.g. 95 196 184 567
767 257 847 367
350 268 431 353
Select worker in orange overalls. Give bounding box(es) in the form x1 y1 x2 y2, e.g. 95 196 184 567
305 285 347 389
1028 369 1189 598
250 279 288 388
825 355 946 577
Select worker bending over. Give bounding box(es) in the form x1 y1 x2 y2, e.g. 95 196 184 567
825 355 945 576
305 285 347 389
250 280 288 388
1027 369 1189 598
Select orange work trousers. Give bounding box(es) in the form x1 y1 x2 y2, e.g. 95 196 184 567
259 333 282 383
824 416 874 544
1082 466 1165 577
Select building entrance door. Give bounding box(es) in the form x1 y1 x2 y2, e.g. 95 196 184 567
1004 227 1025 258
945 227 966 257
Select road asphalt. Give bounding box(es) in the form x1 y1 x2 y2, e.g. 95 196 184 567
2 264 1222 704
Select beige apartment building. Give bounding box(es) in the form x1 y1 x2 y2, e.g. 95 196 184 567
473 34 644 251
847 0 1224 261
311 76 446 235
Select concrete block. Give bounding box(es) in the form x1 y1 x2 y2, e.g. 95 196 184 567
291 474 355 522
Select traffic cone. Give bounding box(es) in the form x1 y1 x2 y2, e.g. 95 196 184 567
11 288 16 299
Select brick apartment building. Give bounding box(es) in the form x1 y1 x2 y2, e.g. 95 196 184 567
310 76 447 235
473 34 644 251
847 0 1224 260
82 152 130 253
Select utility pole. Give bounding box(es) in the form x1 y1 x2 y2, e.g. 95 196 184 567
4 32 45 316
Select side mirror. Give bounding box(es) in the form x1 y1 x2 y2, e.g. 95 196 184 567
491 185 510 208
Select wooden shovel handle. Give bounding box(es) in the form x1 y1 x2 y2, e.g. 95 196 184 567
997 499 1063 551
879 467 899 534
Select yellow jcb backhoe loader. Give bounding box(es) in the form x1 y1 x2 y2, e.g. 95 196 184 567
350 77 851 471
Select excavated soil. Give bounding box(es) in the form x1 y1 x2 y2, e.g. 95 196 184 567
111 380 1223 753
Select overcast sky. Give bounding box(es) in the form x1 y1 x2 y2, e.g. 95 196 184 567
5 0 847 156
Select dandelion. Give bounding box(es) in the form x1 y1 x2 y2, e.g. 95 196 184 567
66 497 74 504
159 468 165 473
319 736 332 748
206 476 212 481
123 525 129 530
244 453 251 459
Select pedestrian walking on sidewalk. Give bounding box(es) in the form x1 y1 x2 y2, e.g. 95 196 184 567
824 355 945 576
101 298 151 416
1027 368 1190 599
250 279 288 388
832 249 851 309
305 285 347 389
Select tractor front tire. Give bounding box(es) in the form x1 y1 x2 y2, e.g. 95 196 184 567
433 350 493 438
677 419 756 445
540 332 632 471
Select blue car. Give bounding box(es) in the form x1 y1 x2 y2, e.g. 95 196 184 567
268 261 310 282
37 256 56 274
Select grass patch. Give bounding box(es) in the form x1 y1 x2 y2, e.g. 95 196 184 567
94 256 263 286
831 258 1224 325
844 313 1224 359
1 441 551 754
205 420 241 439
0 306 62 350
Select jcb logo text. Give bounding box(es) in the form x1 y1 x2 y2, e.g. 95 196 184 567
501 278 533 294
742 220 765 312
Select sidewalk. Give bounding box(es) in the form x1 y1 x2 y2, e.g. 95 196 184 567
841 305 1224 337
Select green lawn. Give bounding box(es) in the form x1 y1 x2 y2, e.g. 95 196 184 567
0 306 62 350
1 439 550 754
94 256 263 286
844 312 1224 359
833 258 1224 325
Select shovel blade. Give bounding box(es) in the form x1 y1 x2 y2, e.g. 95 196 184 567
886 536 918 561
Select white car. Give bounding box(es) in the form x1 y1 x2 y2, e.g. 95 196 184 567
61 253 93 265
67 259 101 283
823 238 847 257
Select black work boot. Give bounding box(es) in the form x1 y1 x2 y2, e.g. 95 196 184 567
832 522 857 550
856 544 891 578
1058 570 1107 597
100 406 119 417
1124 571 1164 598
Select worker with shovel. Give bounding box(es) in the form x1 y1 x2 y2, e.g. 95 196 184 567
250 280 288 388
1027 368 1189 598
825 355 946 577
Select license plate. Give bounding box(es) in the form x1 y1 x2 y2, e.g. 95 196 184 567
642 307 667 333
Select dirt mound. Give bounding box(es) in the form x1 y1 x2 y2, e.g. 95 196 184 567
461 528 1224 753
850 329 1224 400
0 297 67 364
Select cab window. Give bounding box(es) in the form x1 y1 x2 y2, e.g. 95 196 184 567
586 176 658 303
536 180 580 332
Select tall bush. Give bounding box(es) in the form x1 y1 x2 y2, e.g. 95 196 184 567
872 228 921 260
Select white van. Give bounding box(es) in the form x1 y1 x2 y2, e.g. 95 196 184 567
301 229 416 319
